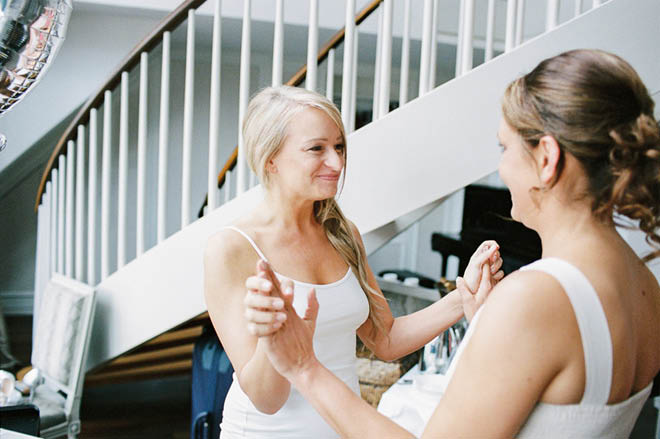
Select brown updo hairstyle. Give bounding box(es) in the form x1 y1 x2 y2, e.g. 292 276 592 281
502 49 660 260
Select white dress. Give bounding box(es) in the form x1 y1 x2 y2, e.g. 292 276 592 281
445 258 653 438
219 226 369 439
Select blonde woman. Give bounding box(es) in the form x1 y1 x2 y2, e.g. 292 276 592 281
244 50 660 438
203 86 503 438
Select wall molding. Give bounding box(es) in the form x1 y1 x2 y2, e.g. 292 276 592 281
0 290 34 316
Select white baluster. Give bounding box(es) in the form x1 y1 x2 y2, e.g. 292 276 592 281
399 0 411 106
158 32 171 243
49 174 57 277
505 0 517 52
306 0 318 91
75 125 85 281
372 7 382 122
574 0 583 16
46 182 53 278
429 0 438 88
88 109 98 285
341 0 355 130
137 53 148 254
182 10 195 228
65 140 75 278
546 0 559 31
208 0 222 212
34 196 47 322
237 0 251 195
378 0 393 118
58 155 66 274
515 0 525 47
592 0 603 7
485 0 496 62
101 91 112 280
326 48 335 101
118 72 129 268
224 169 232 204
419 0 433 96
460 0 475 76
350 27 358 133
272 0 284 86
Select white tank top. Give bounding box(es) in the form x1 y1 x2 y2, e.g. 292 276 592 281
445 258 653 438
219 226 370 439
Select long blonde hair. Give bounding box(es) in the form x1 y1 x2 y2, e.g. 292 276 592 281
243 86 387 339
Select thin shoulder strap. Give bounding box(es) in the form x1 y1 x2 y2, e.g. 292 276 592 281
520 258 613 405
223 226 269 262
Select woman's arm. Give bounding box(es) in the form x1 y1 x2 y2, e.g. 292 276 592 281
246 263 570 438
351 223 502 361
203 230 290 414
423 271 570 437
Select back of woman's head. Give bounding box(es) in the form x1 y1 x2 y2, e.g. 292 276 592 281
502 49 660 258
243 86 346 189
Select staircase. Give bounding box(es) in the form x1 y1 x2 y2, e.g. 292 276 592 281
30 0 660 382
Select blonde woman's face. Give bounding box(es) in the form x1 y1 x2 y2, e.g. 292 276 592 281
270 107 345 200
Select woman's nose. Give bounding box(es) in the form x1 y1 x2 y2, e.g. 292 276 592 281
325 150 344 170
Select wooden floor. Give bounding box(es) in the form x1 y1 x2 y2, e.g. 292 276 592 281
80 375 192 439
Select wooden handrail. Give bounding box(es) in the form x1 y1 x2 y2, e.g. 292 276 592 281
197 0 383 217
34 0 207 212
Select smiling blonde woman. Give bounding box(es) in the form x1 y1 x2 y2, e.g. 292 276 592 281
203 86 502 438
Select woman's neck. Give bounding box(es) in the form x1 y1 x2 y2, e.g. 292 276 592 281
533 195 617 258
262 189 319 233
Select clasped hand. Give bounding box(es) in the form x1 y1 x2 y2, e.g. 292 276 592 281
243 241 503 377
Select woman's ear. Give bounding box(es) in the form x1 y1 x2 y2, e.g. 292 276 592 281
537 135 561 186
267 158 278 174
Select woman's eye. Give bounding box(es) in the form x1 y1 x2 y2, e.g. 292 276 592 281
498 142 506 152
335 144 345 152
309 145 323 152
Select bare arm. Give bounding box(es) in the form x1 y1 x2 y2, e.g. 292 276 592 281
246 263 571 438
423 271 570 437
203 230 290 414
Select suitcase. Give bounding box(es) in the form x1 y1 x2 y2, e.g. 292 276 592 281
191 326 234 439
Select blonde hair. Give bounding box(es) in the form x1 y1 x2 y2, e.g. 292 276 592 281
243 86 387 339
502 49 660 260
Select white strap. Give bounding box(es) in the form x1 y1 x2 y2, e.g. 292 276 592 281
521 258 613 405
223 226 269 262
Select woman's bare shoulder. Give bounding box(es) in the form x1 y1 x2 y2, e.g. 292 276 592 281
204 226 259 281
478 269 578 338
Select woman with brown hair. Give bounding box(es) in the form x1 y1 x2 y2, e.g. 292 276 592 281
244 49 660 438
204 86 502 438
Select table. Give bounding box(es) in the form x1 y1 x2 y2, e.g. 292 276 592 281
0 428 40 439
377 365 449 437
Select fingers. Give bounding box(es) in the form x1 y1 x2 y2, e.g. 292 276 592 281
303 288 319 323
493 270 504 282
490 253 503 274
244 289 284 310
247 321 283 337
280 278 295 307
245 276 273 295
256 259 283 297
475 262 492 302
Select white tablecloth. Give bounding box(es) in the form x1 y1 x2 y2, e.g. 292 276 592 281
377 365 449 437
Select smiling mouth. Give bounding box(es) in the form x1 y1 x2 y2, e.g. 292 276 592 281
318 175 340 181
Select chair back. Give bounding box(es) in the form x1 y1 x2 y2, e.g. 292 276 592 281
32 274 96 416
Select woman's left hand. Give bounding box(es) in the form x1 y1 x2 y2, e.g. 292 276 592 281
456 262 493 322
244 260 321 380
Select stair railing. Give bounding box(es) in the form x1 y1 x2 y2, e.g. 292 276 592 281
33 0 606 294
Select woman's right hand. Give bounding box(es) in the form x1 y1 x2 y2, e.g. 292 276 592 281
244 260 320 380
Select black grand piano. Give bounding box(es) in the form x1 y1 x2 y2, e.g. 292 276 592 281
432 184 542 278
